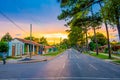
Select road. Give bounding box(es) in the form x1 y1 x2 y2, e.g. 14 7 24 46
0 49 120 80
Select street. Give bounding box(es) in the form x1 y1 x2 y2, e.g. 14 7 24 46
0 49 120 80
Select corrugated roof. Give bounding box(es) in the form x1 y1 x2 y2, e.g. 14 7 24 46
14 38 41 46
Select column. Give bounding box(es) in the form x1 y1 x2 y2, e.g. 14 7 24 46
33 45 35 55
27 45 29 55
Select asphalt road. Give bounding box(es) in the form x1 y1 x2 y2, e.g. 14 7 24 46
0 49 120 80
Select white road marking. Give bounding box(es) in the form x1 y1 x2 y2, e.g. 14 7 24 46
5 77 120 80
111 68 120 73
89 64 98 70
75 55 79 59
76 63 81 70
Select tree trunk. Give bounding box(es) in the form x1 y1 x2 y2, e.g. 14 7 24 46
116 10 120 41
91 7 99 55
105 22 111 58
117 23 120 41
85 29 89 52
93 27 99 55
99 2 111 59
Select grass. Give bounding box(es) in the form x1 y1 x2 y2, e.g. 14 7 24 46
112 53 120 57
42 49 65 56
89 52 111 59
84 51 120 64
113 60 120 64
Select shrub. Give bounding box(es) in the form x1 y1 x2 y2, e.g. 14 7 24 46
104 47 108 53
89 42 96 51
0 42 9 52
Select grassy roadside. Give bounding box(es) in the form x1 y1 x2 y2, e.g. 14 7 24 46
42 49 65 56
84 51 120 64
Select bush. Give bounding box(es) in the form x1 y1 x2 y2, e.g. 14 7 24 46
0 42 9 52
89 42 96 51
104 47 108 53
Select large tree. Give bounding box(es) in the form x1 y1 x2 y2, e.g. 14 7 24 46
68 26 84 47
101 0 120 40
39 37 48 45
58 0 112 58
24 36 39 43
1 32 12 42
91 32 107 46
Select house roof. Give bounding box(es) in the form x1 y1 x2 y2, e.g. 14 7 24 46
44 46 54 49
14 38 41 46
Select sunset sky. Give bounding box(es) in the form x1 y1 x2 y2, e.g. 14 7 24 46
0 0 68 44
0 0 119 44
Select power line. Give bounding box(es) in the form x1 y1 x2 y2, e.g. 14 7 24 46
0 10 28 33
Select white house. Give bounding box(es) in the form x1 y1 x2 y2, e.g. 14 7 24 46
8 38 42 57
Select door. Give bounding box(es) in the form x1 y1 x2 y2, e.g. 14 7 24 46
12 46 15 56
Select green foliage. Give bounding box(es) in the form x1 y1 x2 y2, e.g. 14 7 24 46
102 0 120 25
60 39 70 49
0 42 9 52
24 36 40 43
89 42 96 51
104 47 108 53
91 32 107 46
88 52 111 59
101 0 120 39
68 26 85 47
1 32 12 42
24 36 35 41
113 60 120 64
39 37 48 45
58 0 102 49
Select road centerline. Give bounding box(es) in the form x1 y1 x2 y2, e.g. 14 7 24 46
89 64 98 70
76 63 81 70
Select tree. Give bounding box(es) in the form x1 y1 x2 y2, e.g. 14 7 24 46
60 39 70 49
58 0 102 50
1 32 12 42
89 41 96 51
24 36 35 41
101 0 120 40
99 1 112 58
0 42 9 52
39 37 48 45
91 32 107 46
24 36 39 43
68 26 84 47
58 0 112 58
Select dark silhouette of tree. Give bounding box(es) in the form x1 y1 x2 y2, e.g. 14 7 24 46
1 32 12 42
39 37 48 45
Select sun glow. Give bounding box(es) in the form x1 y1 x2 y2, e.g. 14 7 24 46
32 32 68 45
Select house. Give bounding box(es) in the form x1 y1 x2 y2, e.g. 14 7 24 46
43 46 57 54
8 38 42 57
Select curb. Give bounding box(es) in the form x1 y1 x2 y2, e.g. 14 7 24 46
17 59 48 64
0 50 65 64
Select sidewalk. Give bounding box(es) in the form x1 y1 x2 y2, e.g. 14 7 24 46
0 55 55 64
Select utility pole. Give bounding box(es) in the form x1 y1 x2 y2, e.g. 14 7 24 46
30 24 32 58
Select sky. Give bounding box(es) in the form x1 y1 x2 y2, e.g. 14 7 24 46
0 0 68 44
0 0 119 44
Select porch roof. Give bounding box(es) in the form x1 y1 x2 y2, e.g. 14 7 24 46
44 46 54 49
14 38 41 46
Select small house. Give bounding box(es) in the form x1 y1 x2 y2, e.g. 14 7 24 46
8 38 42 57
